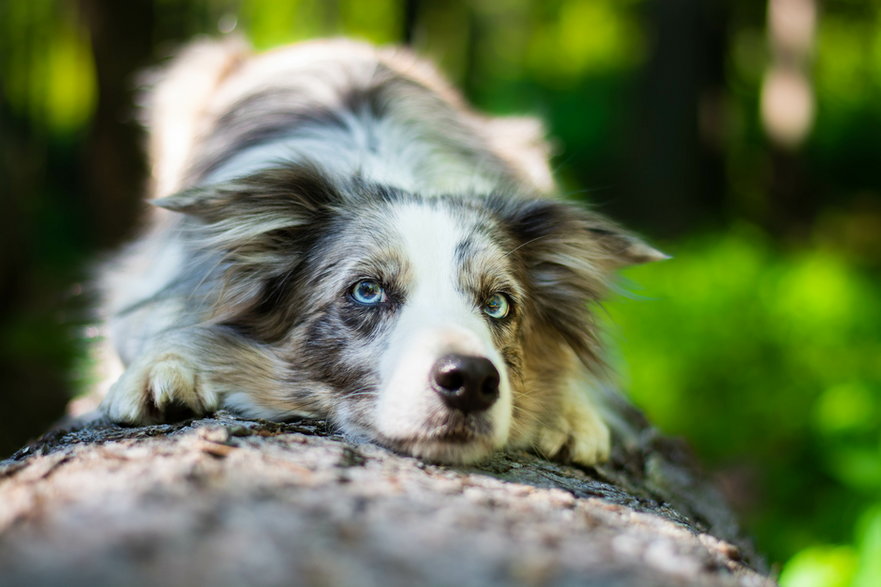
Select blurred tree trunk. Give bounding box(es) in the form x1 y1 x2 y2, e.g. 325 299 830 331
0 412 775 586
768 149 815 237
624 0 730 236
403 0 420 45
762 0 819 237
77 0 156 249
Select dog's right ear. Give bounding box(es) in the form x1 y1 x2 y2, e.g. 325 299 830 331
153 164 346 332
152 164 344 281
153 163 341 226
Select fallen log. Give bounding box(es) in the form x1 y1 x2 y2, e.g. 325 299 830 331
0 411 775 586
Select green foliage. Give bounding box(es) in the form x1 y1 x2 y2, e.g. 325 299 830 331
240 0 401 49
1 1 95 135
779 545 857 587
778 505 881 587
604 228 881 572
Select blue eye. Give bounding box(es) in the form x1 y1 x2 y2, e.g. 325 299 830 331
482 293 511 319
351 280 387 305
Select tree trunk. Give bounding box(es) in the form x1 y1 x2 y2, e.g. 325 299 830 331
0 412 775 586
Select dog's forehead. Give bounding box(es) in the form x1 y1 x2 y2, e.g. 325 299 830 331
391 202 466 267
385 200 507 283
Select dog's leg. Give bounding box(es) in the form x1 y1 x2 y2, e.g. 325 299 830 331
100 325 280 424
535 381 611 466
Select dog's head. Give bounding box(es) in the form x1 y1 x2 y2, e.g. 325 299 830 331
156 163 663 463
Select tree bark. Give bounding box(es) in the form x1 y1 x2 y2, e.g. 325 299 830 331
0 412 775 586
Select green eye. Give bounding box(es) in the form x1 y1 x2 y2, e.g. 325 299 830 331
482 293 511 319
351 280 387 305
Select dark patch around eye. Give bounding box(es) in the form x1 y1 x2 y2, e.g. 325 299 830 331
298 306 376 397
339 300 396 338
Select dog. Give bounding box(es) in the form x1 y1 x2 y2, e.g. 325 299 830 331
98 38 665 465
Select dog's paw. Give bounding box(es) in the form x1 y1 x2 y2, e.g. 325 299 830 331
535 393 611 466
101 352 219 424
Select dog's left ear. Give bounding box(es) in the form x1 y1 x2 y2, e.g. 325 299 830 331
493 197 667 373
497 197 668 275
582 222 669 270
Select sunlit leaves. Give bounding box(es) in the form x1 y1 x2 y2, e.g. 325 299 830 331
604 228 881 569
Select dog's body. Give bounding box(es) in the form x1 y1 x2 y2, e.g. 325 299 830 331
99 38 664 465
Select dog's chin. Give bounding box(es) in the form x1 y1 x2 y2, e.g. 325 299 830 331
373 414 498 465
377 434 496 465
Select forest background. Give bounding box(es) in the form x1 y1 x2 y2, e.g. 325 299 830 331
0 1 878 585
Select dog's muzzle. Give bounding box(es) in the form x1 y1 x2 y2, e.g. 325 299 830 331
430 354 500 414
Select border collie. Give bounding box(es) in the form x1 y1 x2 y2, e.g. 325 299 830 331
99 38 665 465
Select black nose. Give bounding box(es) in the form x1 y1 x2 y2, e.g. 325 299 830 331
430 354 500 413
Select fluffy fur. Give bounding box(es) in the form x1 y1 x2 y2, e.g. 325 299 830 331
99 38 665 465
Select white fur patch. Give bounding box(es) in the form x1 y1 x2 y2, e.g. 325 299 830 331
375 203 512 449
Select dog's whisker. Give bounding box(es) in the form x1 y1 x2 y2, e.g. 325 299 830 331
502 235 549 258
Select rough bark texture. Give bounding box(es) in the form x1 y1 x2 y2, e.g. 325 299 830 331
0 412 776 587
